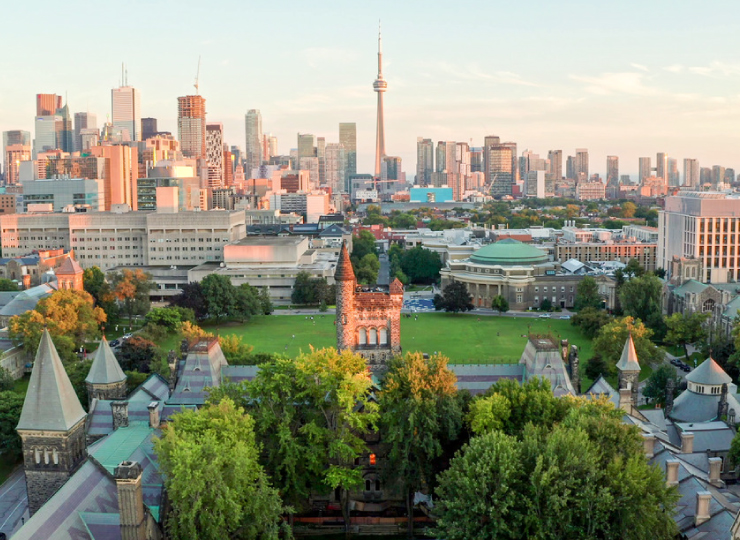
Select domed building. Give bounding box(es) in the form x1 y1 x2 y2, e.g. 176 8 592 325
440 238 583 310
670 357 740 424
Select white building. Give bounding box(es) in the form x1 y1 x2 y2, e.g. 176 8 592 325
111 86 141 141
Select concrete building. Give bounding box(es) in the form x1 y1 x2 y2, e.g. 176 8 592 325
659 192 740 283
245 109 263 174
4 143 31 185
269 191 329 223
339 123 356 182
205 122 224 188
416 137 434 186
556 241 657 272
22 177 105 212
33 115 62 157
325 143 346 194
487 145 514 197
178 95 206 162
111 85 141 141
639 157 652 183
576 180 605 200
89 144 139 210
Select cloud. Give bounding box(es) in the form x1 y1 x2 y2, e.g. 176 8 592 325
688 61 740 77
570 71 660 96
630 63 649 72
663 64 684 73
427 62 539 87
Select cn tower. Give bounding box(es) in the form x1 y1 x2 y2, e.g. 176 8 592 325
373 23 387 178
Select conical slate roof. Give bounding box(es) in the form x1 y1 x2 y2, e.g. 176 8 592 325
335 241 356 281
17 329 86 431
686 357 732 386
615 334 641 372
85 336 126 385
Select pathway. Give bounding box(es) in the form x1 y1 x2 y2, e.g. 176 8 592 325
0 466 28 538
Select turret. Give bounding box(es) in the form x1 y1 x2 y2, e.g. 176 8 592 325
85 335 127 408
17 329 87 515
616 333 641 405
335 241 356 352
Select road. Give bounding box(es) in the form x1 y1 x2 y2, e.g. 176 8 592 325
0 466 28 538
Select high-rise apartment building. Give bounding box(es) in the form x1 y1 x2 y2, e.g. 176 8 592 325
3 130 31 183
489 145 514 197
111 86 141 141
482 135 501 184
566 156 576 180
416 137 434 185
639 157 652 183
206 123 224 188
33 115 62 157
56 102 73 153
141 117 158 141
700 167 712 186
89 145 138 210
245 110 262 173
297 133 315 162
325 143 346 194
436 141 456 172
713 166 726 187
667 157 679 186
339 123 357 179
74 113 97 152
548 150 562 179
317 137 326 185
455 142 471 177
178 95 207 160
575 148 589 181
36 94 62 116
683 159 700 187
656 152 668 182
502 142 518 184
606 156 619 185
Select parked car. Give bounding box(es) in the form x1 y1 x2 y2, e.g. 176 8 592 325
109 339 120 348
122 333 133 340
559 315 571 320
670 359 680 366
681 365 691 372
538 313 551 319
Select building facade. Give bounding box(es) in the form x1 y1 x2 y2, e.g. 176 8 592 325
178 95 206 161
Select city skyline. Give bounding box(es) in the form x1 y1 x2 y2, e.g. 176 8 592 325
3 1 740 178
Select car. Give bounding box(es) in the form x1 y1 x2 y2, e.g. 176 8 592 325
559 315 571 320
109 339 120 348
670 359 680 366
681 365 691 372
538 313 551 318
122 333 133 340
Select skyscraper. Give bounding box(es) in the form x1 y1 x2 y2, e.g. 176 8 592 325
565 156 575 180
656 152 668 182
373 26 387 177
33 115 62 157
297 133 316 162
339 123 357 178
639 157 651 183
56 102 73 153
317 137 326 185
206 123 224 188
74 112 97 152
3 130 31 186
325 143 346 194
177 95 207 160
245 110 262 173
548 150 562 179
683 158 699 187
482 135 501 184
575 148 589 180
502 142 518 184
436 141 456 172
667 157 679 186
141 117 158 141
36 94 62 116
489 145 514 197
416 138 433 185
111 85 141 141
606 156 619 185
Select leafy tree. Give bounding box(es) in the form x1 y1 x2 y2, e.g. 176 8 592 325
291 272 330 305
574 276 602 311
729 431 740 467
399 246 443 284
351 230 378 265
665 311 710 360
571 307 612 338
355 253 380 284
621 201 637 218
118 336 162 372
433 282 474 313
200 274 236 321
0 391 24 458
234 284 263 322
170 282 208 320
491 295 509 313
0 367 14 392
65 359 93 411
540 297 553 312
83 266 118 320
642 365 682 406
145 307 184 331
0 278 18 291
9 289 105 362
619 275 665 337
259 287 273 315
592 316 662 375
584 354 610 381
110 269 154 321
125 370 149 393
154 398 288 540
624 259 646 278
436 399 679 540
379 352 463 535
613 268 626 315
218 334 255 365
390 212 417 229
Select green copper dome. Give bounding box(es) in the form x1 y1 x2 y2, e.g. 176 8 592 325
469 238 549 266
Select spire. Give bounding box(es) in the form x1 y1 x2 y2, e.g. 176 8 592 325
335 241 356 282
17 329 86 431
377 20 383 77
86 335 126 385
615 333 641 372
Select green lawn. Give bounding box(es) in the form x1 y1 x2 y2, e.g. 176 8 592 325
204 313 594 365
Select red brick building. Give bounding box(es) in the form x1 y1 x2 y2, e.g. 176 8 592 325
335 242 403 370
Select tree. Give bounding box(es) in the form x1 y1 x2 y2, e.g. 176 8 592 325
118 336 162 372
0 391 24 458
624 259 646 278
9 289 105 362
491 295 509 313
355 253 380 284
584 354 610 381
351 230 378 264
571 307 612 339
259 287 274 315
234 284 263 322
83 266 117 320
592 316 662 375
574 276 602 311
619 275 665 337
200 274 236 321
399 246 443 284
291 273 330 306
218 334 255 365
435 399 679 540
65 359 93 411
110 269 154 321
170 282 208 320
145 307 185 331
0 278 18 291
0 367 14 392
642 365 682 406
433 282 474 313
665 311 710 360
379 352 463 535
621 201 637 218
540 297 553 312
154 398 287 540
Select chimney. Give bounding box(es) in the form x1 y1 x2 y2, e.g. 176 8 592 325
642 433 656 459
148 401 160 429
114 461 146 540
22 274 31 289
681 432 694 454
708 457 723 488
619 387 633 412
694 491 711 527
111 401 129 430
666 459 680 487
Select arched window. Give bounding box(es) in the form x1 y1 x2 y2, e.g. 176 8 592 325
365 479 371 491
703 299 716 312
34 448 40 464
359 328 367 345
44 449 49 465
379 327 388 345
375 479 381 491
52 448 59 465
369 328 377 345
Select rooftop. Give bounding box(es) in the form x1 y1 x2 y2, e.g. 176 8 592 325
469 238 549 267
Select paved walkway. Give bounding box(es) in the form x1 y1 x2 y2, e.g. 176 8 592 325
0 466 28 538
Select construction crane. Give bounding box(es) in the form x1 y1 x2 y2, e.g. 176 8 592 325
194 56 201 95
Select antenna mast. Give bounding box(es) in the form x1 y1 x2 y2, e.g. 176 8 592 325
194 56 201 95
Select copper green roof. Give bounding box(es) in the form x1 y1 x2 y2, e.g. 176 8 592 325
469 238 549 266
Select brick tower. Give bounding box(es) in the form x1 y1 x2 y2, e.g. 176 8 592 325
335 241 403 371
616 333 641 405
85 335 128 408
54 257 84 291
16 329 88 515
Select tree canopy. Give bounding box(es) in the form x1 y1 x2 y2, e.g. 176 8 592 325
491 295 509 313
434 282 474 313
571 307 612 339
399 246 443 285
574 276 602 311
642 364 682 407
592 316 662 376
619 275 664 337
110 269 154 321
665 311 709 360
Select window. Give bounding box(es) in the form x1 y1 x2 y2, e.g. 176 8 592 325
369 328 378 345
516 294 523 303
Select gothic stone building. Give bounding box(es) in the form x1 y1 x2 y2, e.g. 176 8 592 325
335 242 403 371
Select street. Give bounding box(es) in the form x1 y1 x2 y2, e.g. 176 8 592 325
0 466 28 538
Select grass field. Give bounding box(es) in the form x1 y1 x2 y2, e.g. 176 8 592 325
203 313 595 364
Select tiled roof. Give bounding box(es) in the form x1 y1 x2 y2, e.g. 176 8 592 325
85 337 126 385
686 357 732 386
55 257 83 276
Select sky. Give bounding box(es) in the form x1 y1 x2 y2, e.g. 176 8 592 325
3 0 740 179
